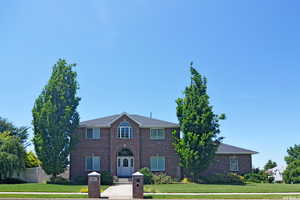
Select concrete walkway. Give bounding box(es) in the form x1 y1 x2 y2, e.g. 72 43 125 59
102 184 132 199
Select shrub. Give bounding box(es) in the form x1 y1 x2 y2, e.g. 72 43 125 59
152 173 173 184
72 171 113 185
243 172 268 183
47 176 69 185
201 173 245 185
268 176 275 183
139 168 154 184
101 171 113 185
73 176 87 185
24 151 41 168
0 178 27 184
181 177 192 184
283 160 300 184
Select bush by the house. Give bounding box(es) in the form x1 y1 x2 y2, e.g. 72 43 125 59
139 167 154 184
152 173 173 184
73 176 87 185
243 171 268 183
47 176 70 185
201 173 245 185
0 178 27 184
72 171 113 185
283 160 300 184
100 171 113 185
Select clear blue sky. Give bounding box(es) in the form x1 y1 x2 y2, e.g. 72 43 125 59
1 0 299 168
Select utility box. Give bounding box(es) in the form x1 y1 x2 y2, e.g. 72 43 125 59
132 172 144 199
88 171 101 198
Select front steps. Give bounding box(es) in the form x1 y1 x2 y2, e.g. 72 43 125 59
113 177 132 184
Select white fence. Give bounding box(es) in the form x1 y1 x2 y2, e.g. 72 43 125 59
13 167 69 183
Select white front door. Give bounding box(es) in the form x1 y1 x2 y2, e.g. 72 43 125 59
117 156 134 177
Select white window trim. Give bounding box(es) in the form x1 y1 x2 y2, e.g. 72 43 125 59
150 128 165 140
86 128 101 139
229 156 239 172
85 156 101 171
118 123 133 139
150 156 166 172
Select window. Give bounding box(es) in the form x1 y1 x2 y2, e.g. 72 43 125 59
85 156 100 171
229 157 239 172
123 158 129 167
118 121 132 139
150 156 165 171
130 158 134 167
86 128 100 139
150 128 165 140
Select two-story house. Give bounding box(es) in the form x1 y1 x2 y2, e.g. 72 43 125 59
70 113 257 180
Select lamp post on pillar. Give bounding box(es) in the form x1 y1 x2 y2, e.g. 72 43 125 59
88 171 101 198
132 172 144 199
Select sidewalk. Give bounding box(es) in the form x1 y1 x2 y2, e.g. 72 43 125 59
146 192 300 195
1 191 300 195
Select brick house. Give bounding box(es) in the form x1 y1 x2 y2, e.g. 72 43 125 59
70 113 257 180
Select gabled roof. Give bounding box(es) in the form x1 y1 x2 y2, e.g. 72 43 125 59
216 143 258 155
79 113 179 128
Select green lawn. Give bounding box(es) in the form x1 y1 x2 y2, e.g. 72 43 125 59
0 183 109 193
144 183 300 193
0 194 87 198
145 194 300 199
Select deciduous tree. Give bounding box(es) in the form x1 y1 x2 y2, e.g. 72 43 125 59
264 160 277 171
0 117 29 146
32 59 80 178
173 63 225 181
285 144 300 165
0 132 26 180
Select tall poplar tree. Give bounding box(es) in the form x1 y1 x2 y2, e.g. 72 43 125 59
32 59 80 178
173 63 225 181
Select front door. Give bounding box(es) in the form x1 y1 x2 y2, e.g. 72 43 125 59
117 156 134 177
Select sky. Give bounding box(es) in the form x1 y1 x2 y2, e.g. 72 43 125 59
0 0 300 168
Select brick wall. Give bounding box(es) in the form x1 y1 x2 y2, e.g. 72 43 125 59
70 127 111 181
140 127 180 178
201 154 252 176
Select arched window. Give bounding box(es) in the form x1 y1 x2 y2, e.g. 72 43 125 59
118 121 133 139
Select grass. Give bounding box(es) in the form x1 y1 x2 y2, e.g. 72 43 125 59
144 183 300 193
0 194 88 198
0 183 109 193
145 194 300 199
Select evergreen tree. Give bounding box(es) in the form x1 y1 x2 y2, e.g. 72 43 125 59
0 131 26 180
173 63 225 181
264 160 277 171
32 59 80 178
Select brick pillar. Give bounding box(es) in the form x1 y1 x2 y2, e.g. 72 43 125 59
132 172 144 199
88 171 101 198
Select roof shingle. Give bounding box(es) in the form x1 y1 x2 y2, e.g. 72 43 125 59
79 113 179 128
216 143 258 154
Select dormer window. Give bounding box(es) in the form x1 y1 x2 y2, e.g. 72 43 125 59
118 121 133 139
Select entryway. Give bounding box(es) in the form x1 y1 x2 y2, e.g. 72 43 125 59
117 156 134 177
117 148 134 177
